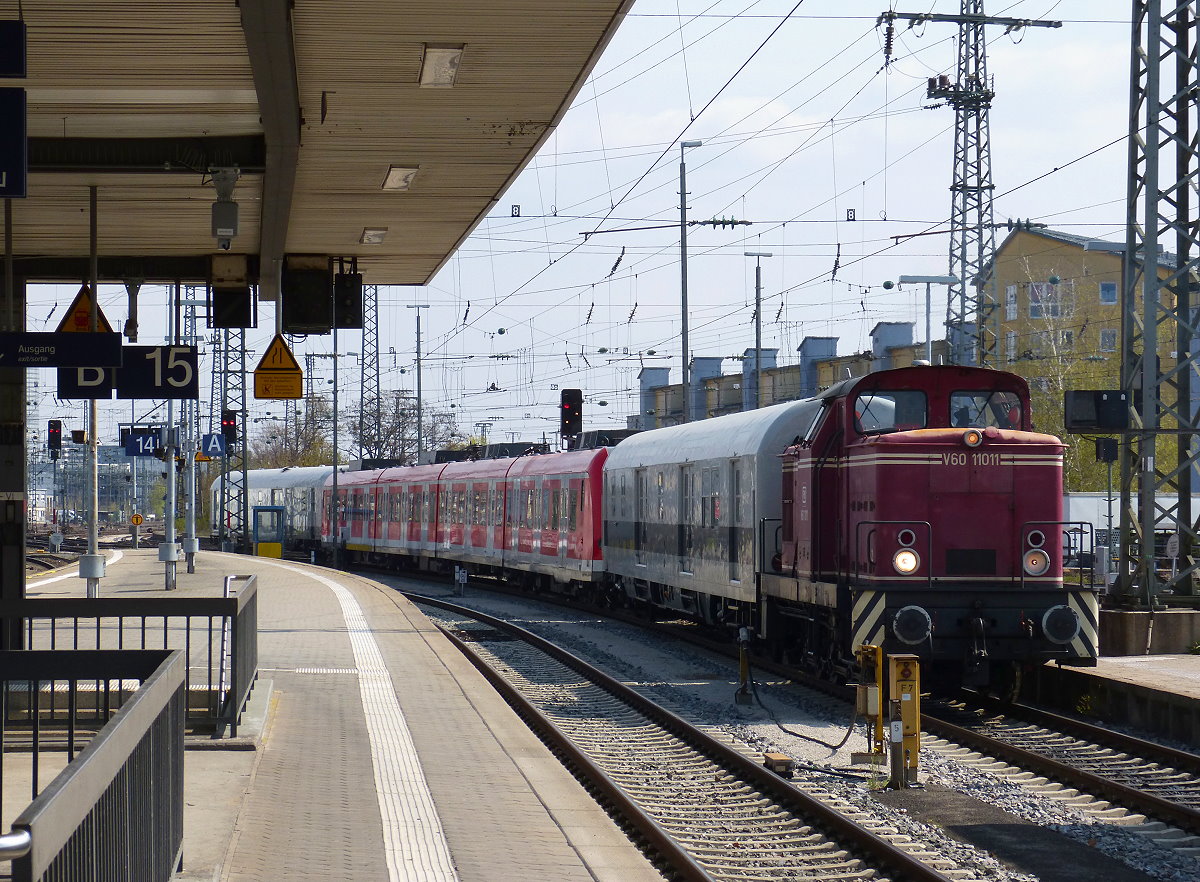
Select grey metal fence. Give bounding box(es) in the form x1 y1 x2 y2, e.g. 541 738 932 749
0 574 258 735
0 649 185 882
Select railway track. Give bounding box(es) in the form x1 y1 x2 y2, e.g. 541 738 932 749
918 698 1200 847
397 574 1200 867
407 593 960 882
24 552 76 572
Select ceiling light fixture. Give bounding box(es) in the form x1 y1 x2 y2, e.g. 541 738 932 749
360 228 388 245
420 45 464 88
382 166 419 191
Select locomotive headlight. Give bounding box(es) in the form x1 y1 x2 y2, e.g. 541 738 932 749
893 548 920 575
962 428 984 447
1023 548 1051 576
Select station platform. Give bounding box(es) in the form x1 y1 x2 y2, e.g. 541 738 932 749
10 547 662 882
1030 653 1200 749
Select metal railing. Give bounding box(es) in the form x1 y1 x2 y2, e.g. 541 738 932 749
1 649 185 882
0 574 258 735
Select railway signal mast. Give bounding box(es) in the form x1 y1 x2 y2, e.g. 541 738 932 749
1114 3 1200 607
879 4 1060 366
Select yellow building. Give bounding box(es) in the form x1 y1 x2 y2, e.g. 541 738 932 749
987 227 1175 489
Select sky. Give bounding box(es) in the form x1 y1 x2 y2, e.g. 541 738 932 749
26 0 1135 455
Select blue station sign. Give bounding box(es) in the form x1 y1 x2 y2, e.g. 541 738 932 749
0 332 122 367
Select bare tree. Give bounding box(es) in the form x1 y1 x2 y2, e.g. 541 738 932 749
248 397 335 468
346 390 464 464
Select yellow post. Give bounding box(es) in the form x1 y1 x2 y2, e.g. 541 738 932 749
888 653 921 786
735 626 753 705
852 644 884 761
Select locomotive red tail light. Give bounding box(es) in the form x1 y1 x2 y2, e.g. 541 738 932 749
962 428 983 447
893 548 920 574
1023 548 1051 576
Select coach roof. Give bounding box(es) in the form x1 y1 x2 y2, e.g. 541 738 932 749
604 398 820 470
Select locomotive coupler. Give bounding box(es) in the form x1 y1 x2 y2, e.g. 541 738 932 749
735 626 754 705
968 615 989 660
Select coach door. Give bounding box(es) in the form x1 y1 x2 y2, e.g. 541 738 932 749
729 461 741 581
635 469 647 564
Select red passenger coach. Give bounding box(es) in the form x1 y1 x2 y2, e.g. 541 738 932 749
500 449 606 590
321 448 607 594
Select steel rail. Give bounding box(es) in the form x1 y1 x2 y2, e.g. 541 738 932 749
918 709 1200 835
966 693 1200 775
411 593 956 882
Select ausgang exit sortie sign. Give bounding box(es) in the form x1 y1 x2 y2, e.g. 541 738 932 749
0 332 122 367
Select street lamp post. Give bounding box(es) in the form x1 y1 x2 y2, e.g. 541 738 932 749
898 275 959 363
744 251 772 408
679 140 702 422
408 304 430 462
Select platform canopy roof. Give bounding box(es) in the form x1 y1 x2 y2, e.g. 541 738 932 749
3 0 633 297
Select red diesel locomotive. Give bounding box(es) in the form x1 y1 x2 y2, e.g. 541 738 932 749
767 366 1098 688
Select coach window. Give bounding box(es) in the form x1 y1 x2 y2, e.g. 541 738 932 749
950 389 1023 429
569 485 580 531
701 466 720 527
854 390 926 434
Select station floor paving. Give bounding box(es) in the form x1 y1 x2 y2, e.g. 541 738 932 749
9 548 663 882
1086 653 1200 701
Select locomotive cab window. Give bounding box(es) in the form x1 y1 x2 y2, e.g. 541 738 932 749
950 390 1023 429
854 390 926 434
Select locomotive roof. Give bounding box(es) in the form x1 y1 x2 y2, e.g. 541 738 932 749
604 398 820 468
821 364 1028 400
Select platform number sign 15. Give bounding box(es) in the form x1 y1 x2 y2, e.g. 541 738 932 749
117 345 199 400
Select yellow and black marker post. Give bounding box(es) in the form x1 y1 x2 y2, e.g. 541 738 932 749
851 644 885 764
888 653 921 787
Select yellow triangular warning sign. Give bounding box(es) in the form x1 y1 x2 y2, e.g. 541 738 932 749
256 334 301 372
56 285 115 334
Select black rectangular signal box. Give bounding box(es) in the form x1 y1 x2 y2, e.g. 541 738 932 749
1064 390 1129 432
281 257 333 334
334 272 363 329
210 285 254 329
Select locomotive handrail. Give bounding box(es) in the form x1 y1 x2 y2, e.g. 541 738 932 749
854 520 933 588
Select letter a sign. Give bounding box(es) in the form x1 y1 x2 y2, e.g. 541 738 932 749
201 433 227 458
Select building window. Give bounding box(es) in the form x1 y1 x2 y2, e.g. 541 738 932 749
1029 282 1061 319
1005 285 1017 320
1100 328 1118 352
1099 281 1118 304
1006 330 1017 363
1032 330 1053 356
